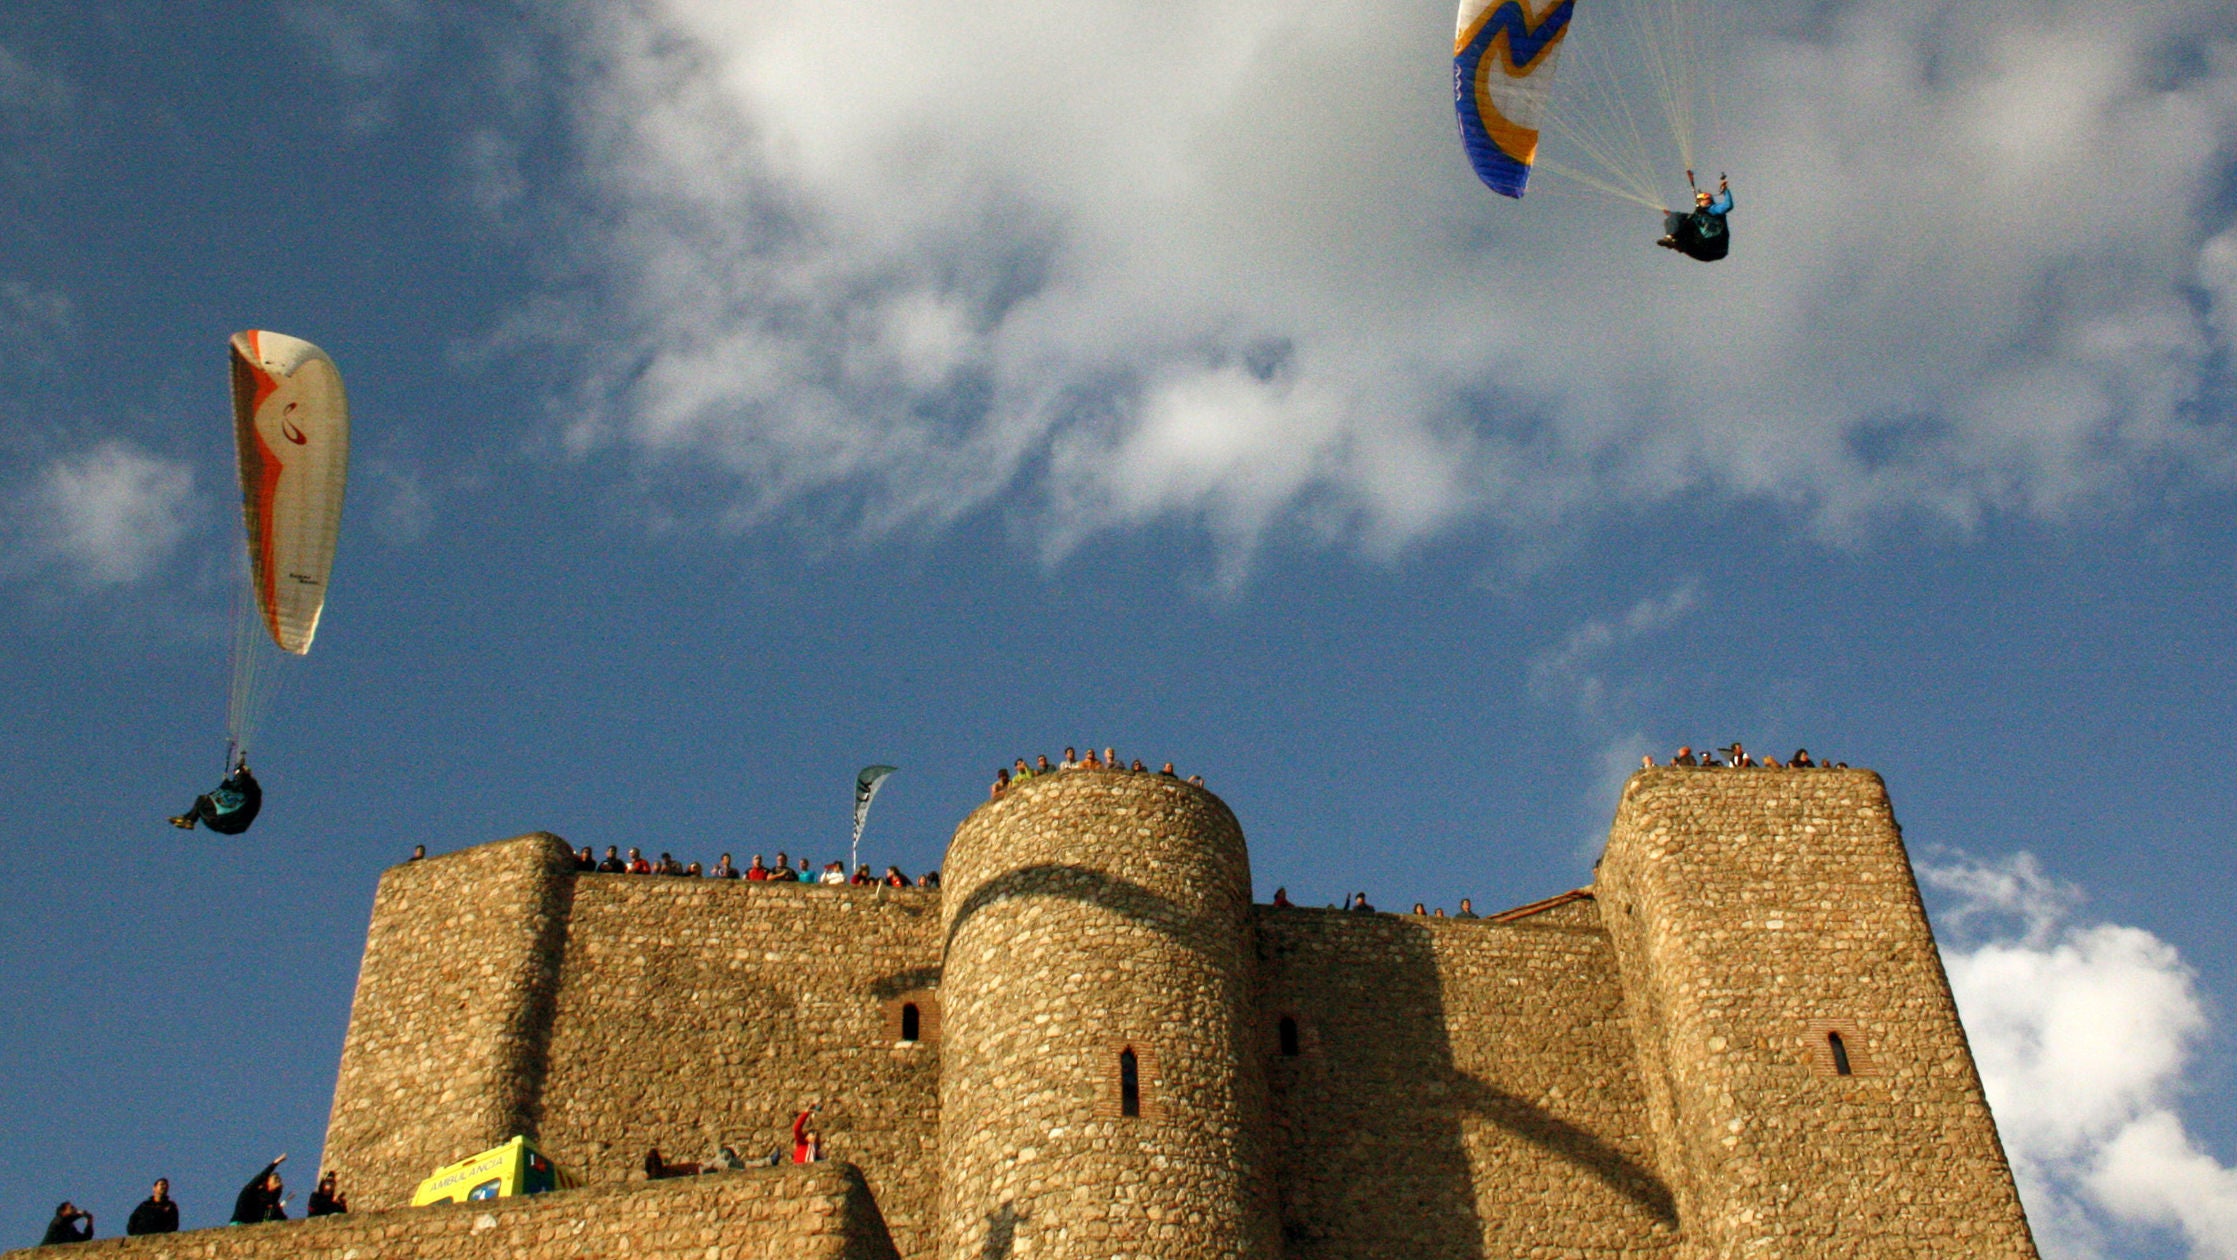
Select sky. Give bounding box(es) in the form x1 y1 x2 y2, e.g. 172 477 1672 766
0 0 2232 1255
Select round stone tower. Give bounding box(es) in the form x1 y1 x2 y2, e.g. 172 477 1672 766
938 769 1277 1260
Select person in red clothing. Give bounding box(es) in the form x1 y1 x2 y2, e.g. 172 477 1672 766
746 854 769 880
792 1105 821 1163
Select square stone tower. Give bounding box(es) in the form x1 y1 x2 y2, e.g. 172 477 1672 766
1597 768 2039 1259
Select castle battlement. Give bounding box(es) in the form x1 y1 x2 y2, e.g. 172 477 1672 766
18 766 2040 1260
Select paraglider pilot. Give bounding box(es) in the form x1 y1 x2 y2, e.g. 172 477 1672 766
168 757 263 834
1658 173 1733 262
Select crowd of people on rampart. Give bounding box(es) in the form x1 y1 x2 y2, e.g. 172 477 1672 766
38 1154 346 1246
406 844 940 889
989 747 1205 799
1265 886 1489 919
39 1105 837 1248
1647 743 1849 770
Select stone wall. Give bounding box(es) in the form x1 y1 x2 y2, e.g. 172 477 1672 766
940 770 1278 1260
1597 768 2039 1259
1256 901 1679 1260
321 835 576 1212
534 877 945 1260
4 1164 897 1260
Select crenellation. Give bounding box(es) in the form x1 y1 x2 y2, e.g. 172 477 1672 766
19 764 2039 1260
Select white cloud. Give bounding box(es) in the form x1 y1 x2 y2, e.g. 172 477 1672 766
4 441 196 588
1526 578 1702 718
518 0 2237 559
1924 852 2237 1260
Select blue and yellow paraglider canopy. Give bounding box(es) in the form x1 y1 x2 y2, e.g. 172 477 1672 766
1452 0 1576 199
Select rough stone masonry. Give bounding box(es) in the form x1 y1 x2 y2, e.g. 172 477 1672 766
11 765 2040 1260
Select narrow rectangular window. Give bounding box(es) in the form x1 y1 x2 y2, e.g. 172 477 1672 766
1278 1016 1300 1057
1828 1031 1853 1076
901 1003 921 1043
1119 1048 1141 1117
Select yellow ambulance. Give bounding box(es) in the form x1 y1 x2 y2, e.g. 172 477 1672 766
411 1136 581 1207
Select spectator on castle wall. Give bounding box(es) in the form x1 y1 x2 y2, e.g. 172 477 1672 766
1455 898 1478 920
746 854 769 880
918 869 941 888
1103 747 1120 770
714 1145 747 1171
1791 748 1815 767
306 1171 347 1217
1061 747 1080 770
798 857 814 881
712 853 739 879
1036 754 1055 775
626 848 652 875
1129 759 1145 772
1346 893 1375 913
1187 774 1205 786
1161 763 1177 777
40 1202 92 1246
574 847 596 872
884 866 908 887
1270 887 1293 908
1080 748 1101 769
819 861 848 886
230 1154 287 1225
656 852 681 875
990 767 1010 799
771 852 797 882
852 864 875 885
126 1179 178 1236
685 862 703 877
1672 746 1697 765
791 1105 821 1164
1412 903 1428 915
1433 906 1447 917
597 846 626 873
408 844 426 862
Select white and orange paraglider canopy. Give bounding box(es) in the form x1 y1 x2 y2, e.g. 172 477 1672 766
228 330 348 656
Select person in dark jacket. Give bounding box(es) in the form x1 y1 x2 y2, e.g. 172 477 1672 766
231 1153 288 1225
306 1171 347 1217
1657 174 1734 262
126 1179 179 1236
40 1202 92 1245
168 760 263 834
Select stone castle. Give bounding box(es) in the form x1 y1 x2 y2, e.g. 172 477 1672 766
29 766 2042 1259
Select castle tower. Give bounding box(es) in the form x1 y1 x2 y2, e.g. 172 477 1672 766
1596 768 2039 1258
938 770 1277 1260
321 833 576 1209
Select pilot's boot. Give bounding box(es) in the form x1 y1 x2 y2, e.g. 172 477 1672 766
167 813 196 830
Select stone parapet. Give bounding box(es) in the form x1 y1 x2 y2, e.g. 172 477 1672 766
3 1163 897 1260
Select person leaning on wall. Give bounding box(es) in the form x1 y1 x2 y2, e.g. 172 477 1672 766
231 1153 288 1225
126 1178 179 1235
40 1202 92 1246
